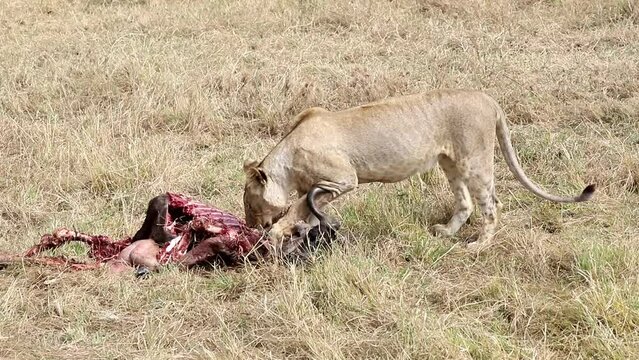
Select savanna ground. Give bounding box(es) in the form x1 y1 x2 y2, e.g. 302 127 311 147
0 0 638 358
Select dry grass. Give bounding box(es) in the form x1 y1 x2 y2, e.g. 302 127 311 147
0 0 638 358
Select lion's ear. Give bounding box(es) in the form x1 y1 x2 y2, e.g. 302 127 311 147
243 160 259 173
243 160 267 185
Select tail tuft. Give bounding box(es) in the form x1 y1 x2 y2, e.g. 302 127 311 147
577 184 596 202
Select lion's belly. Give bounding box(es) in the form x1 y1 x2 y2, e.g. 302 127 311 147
355 158 439 183
349 141 444 184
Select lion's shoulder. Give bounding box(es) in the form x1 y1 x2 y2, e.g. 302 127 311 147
293 107 328 125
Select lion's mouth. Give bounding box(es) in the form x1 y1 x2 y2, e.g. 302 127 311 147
271 206 290 226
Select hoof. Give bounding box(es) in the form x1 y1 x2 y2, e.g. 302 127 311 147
135 267 151 279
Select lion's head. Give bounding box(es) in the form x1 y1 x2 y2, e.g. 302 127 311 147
242 160 288 230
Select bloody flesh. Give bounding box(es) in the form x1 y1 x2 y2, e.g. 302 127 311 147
16 193 268 270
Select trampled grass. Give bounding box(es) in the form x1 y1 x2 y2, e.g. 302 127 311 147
0 0 638 358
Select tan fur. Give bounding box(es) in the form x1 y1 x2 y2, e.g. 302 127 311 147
243 89 594 251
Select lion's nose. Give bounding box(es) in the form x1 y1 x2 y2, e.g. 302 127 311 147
263 221 272 229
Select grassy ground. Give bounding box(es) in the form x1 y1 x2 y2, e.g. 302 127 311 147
0 0 638 358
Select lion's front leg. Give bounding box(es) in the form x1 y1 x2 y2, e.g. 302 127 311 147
268 196 313 241
268 179 356 253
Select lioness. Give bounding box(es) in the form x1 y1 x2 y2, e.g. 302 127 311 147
243 89 594 250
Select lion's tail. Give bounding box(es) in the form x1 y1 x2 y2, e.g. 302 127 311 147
492 98 595 203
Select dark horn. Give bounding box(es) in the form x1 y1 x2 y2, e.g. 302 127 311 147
306 186 329 224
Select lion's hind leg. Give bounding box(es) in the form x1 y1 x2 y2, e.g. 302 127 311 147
432 155 474 237
465 160 500 251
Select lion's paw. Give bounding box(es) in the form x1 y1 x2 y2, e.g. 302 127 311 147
431 224 453 237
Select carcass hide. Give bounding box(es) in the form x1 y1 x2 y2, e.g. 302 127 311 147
0 192 337 271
